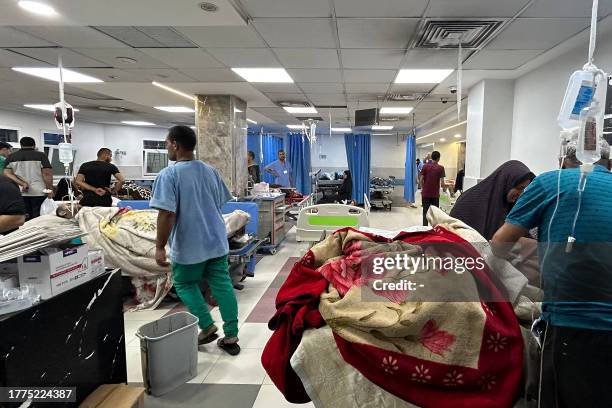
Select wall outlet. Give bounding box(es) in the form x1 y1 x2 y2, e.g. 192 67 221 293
319 154 327 159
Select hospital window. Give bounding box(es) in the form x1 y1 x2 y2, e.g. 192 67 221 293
0 128 19 144
142 140 168 176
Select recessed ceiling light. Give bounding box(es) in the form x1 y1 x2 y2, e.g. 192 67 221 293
395 69 454 84
152 81 196 101
372 133 393 136
12 67 103 83
18 1 57 16
439 138 447 142
331 127 351 132
115 56 138 64
231 68 294 83
454 134 462 138
247 118 257 124
287 124 306 130
121 121 156 126
234 108 243 113
199 2 218 12
372 125 394 130
379 107 414 115
283 106 317 114
24 104 79 112
154 106 195 113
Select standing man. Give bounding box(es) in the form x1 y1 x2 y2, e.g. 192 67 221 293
492 155 612 407
0 141 12 172
0 176 26 234
416 158 424 190
75 148 125 207
264 149 293 187
152 126 240 356
420 150 445 226
3 137 53 219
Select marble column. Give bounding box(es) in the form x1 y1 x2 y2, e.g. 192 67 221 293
195 95 248 197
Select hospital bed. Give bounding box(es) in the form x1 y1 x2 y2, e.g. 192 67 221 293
295 200 370 243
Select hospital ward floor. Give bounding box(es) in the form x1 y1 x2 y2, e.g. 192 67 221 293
123 206 423 407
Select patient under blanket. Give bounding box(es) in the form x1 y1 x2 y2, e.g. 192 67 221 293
26 206 250 310
262 225 525 408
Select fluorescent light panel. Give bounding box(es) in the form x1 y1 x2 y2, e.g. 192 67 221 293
372 125 394 130
152 81 196 101
18 1 57 16
283 106 317 114
121 121 156 126
231 68 293 83
372 133 393 136
154 106 194 113
379 107 414 115
395 69 454 84
331 127 351 132
287 124 306 130
24 104 79 112
12 67 103 83
439 138 447 142
247 118 257 124
417 120 467 141
454 134 462 138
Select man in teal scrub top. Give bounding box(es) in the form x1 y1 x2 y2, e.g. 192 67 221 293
264 149 293 187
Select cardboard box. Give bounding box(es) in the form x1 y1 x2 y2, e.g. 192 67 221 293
80 384 145 408
88 250 106 279
18 244 90 300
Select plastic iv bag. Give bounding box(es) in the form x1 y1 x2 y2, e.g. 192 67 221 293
576 101 602 167
558 66 604 130
58 142 73 166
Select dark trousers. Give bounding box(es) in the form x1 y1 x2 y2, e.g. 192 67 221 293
540 324 612 408
422 197 439 226
23 196 46 220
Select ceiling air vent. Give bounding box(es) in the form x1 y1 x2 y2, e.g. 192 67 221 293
388 94 424 102
278 101 311 108
413 19 504 49
295 116 324 121
94 26 197 48
379 116 400 122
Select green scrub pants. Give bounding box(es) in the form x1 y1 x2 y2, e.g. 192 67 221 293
172 255 238 338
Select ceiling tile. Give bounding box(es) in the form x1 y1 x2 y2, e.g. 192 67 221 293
0 27 54 47
345 83 390 93
206 48 281 67
137 48 223 68
242 0 331 17
308 94 348 105
0 49 47 68
337 18 419 49
341 49 405 69
487 18 590 50
14 26 127 48
274 48 340 69
179 69 243 82
251 83 302 93
344 69 396 83
253 19 336 48
174 26 266 48
346 93 380 101
401 49 458 68
464 49 544 69
426 0 526 18
334 0 428 17
299 83 345 93
8 48 108 68
391 84 437 93
264 93 307 102
73 48 170 69
287 69 342 83
522 0 612 18
118 68 195 82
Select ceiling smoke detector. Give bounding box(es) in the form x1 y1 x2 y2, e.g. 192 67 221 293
199 2 219 12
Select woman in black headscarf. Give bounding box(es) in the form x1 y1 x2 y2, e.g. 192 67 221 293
450 160 535 240
337 170 352 202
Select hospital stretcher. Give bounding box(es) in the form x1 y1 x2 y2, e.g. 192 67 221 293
296 197 371 243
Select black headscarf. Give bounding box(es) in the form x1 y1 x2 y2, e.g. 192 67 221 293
450 160 535 240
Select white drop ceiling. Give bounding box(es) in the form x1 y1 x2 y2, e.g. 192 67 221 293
0 0 610 134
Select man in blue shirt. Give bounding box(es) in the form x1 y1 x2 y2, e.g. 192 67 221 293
492 154 612 406
264 149 293 187
152 126 240 356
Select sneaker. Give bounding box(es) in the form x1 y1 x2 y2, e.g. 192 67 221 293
217 337 241 356
198 325 219 345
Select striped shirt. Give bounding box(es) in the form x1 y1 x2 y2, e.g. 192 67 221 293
507 165 612 330
4 149 52 197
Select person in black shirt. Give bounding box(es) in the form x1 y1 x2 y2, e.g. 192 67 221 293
0 176 26 234
247 150 261 184
75 148 125 207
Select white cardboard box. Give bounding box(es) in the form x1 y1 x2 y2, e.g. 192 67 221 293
18 244 90 300
88 250 106 279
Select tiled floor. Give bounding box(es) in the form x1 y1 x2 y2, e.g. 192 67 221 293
124 206 423 407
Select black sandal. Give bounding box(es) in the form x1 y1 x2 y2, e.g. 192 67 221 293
217 338 241 355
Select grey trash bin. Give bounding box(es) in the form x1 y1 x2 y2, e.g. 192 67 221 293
136 312 199 396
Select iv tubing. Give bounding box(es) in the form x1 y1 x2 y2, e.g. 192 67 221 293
588 0 599 65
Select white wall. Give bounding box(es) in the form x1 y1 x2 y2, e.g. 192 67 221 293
0 108 168 178
511 27 612 174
